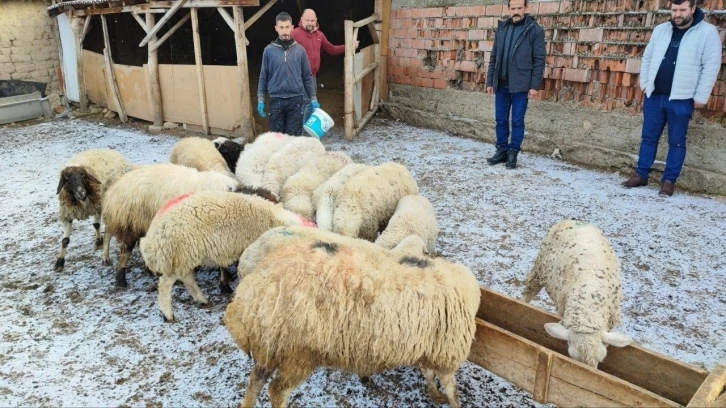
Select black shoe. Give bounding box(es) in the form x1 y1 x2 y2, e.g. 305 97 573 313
506 149 518 169
487 147 508 165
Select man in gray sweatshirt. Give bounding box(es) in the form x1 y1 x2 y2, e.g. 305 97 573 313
257 12 318 136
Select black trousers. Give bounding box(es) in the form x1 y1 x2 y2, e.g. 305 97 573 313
269 96 305 136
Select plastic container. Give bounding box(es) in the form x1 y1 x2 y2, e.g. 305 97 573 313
303 108 334 139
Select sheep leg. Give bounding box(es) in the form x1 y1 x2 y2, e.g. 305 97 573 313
240 364 274 408
219 267 233 294
438 371 461 408
180 272 210 307
55 219 72 272
93 214 102 250
158 275 177 323
101 232 111 266
422 368 447 404
115 239 137 287
268 363 311 408
521 266 544 303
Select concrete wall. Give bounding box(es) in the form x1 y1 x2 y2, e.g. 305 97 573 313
0 0 61 94
384 0 726 195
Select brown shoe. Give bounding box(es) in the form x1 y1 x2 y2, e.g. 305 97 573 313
621 175 648 188
659 181 675 197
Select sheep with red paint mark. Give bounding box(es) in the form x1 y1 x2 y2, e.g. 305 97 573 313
54 148 134 272
139 191 316 322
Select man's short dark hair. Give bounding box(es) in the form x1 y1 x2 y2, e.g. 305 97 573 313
276 12 292 24
508 0 528 6
672 0 696 6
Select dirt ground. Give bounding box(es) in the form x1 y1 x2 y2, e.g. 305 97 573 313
0 109 724 406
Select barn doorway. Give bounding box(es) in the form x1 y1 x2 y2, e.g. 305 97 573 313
243 0 377 134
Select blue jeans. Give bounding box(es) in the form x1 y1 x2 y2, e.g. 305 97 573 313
495 87 529 152
270 96 305 136
637 94 693 183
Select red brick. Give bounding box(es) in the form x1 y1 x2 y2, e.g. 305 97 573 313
559 1 573 13
422 8 444 18
471 5 487 16
538 1 560 14
579 28 604 42
563 68 591 83
445 7 457 17
622 73 633 87
421 78 434 88
399 9 412 18
486 5 504 16
468 29 486 41
460 61 478 72
526 2 540 15
433 79 448 89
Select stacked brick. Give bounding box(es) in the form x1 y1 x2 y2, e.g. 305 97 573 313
0 1 62 93
388 0 726 121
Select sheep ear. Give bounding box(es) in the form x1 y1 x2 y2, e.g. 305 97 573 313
85 172 101 185
56 174 67 194
602 331 632 347
544 322 571 341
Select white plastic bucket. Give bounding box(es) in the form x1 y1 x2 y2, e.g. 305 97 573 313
304 108 334 139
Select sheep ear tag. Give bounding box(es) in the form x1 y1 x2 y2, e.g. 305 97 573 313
601 331 633 347
544 322 570 341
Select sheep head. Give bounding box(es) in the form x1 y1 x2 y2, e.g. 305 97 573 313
544 322 632 368
57 166 101 202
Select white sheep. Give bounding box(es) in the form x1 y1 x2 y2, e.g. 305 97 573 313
260 137 326 199
139 191 316 322
375 194 438 253
226 226 481 408
54 149 133 272
522 219 633 368
312 163 369 231
169 137 231 175
212 137 245 174
330 162 420 241
101 163 241 287
280 151 353 219
235 131 291 187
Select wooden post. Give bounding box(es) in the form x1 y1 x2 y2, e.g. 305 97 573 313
148 12 191 53
101 15 128 122
379 0 391 101
72 16 89 112
233 6 255 141
146 12 163 127
191 8 209 135
344 20 355 141
687 365 726 407
139 0 188 47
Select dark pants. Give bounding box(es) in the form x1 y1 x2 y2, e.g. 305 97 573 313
636 94 693 183
270 96 305 136
495 86 529 152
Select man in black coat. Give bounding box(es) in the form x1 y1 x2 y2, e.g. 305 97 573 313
485 0 546 169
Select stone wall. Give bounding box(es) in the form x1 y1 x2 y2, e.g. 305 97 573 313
384 0 726 195
0 0 61 94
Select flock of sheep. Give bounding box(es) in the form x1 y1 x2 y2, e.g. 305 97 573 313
53 131 634 407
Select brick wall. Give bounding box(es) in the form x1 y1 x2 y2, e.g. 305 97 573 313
388 0 726 122
0 0 61 93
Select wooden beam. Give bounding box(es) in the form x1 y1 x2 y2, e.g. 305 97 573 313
532 350 553 403
367 21 380 45
101 15 128 122
243 0 278 30
131 12 149 33
139 0 188 47
148 12 191 53
217 7 234 30
146 12 163 127
71 17 89 112
477 287 709 406
80 15 92 43
352 13 379 28
295 0 303 14
687 365 726 407
233 6 255 141
344 19 354 141
71 0 261 16
191 8 209 135
379 0 391 101
354 61 379 84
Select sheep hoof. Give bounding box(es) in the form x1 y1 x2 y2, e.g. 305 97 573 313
144 266 155 276
95 239 103 250
162 313 176 323
54 258 65 272
115 271 128 288
102 258 111 267
219 282 233 294
428 390 448 405
360 376 374 387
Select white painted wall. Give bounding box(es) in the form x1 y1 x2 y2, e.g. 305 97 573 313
57 13 79 102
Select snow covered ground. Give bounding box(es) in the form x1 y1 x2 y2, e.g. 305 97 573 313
0 117 723 407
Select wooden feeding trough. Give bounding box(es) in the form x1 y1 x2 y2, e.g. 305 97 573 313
470 287 726 407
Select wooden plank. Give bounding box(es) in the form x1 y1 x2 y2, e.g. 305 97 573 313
217 7 234 30
243 0 278 30
688 365 726 407
101 15 127 122
80 15 92 43
131 13 149 33
233 6 255 141
139 0 188 47
377 0 389 101
367 21 380 45
146 12 163 126
550 352 679 407
354 61 379 84
148 12 191 53
352 13 379 28
532 350 553 403
468 319 538 392
72 0 260 16
344 20 355 141
191 8 209 135
477 287 709 406
74 23 89 111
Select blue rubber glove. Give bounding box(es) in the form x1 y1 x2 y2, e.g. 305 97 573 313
257 102 266 118
311 100 320 110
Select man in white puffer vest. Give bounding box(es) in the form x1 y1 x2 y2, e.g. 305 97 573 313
622 0 721 197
